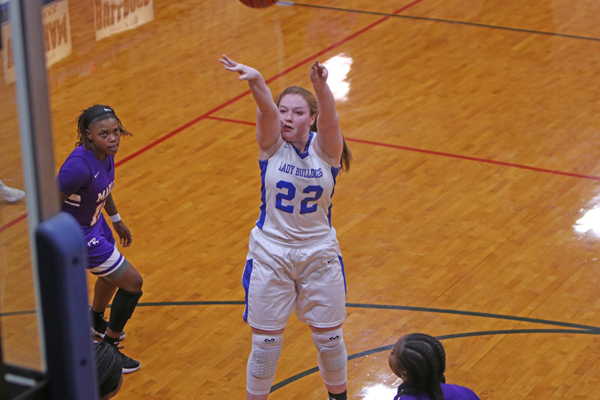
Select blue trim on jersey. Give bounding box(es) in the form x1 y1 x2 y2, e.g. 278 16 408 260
291 131 314 160
256 159 269 229
338 255 347 294
327 166 340 227
242 259 254 323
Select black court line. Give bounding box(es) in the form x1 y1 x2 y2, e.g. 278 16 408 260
0 310 36 317
346 303 600 332
271 328 599 393
4 302 600 332
283 1 600 43
5 300 599 392
138 301 244 307
435 328 598 340
135 302 600 332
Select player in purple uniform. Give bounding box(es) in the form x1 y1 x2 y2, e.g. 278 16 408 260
221 55 352 400
57 105 143 373
389 333 481 400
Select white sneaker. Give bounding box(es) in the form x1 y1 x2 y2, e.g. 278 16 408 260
0 181 26 202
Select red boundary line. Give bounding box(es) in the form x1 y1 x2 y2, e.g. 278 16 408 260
205 116 256 126
115 90 253 167
345 138 600 181
201 116 600 182
116 0 424 168
0 213 28 234
0 0 423 233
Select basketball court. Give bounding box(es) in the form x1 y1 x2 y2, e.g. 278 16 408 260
2 0 600 398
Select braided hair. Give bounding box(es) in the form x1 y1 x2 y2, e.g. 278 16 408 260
393 333 446 400
276 86 352 173
93 342 123 398
75 104 132 150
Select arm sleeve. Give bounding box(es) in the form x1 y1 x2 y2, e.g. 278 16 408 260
57 156 92 196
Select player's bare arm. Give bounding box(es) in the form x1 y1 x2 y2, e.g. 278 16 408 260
104 193 132 247
310 61 343 166
220 54 282 157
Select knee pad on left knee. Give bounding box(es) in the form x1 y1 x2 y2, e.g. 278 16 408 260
312 328 347 385
247 333 283 395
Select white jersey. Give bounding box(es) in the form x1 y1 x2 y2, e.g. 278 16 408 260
256 132 340 242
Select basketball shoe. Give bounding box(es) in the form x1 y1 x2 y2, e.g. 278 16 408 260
91 309 126 340
116 346 141 373
0 181 25 202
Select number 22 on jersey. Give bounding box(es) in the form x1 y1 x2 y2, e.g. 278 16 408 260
275 180 324 214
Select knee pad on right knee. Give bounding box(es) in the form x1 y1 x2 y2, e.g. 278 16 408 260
246 333 283 395
312 328 348 386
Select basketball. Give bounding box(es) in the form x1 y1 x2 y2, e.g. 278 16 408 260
238 0 279 8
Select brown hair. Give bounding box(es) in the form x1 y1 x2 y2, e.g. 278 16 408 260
276 86 352 172
75 104 132 150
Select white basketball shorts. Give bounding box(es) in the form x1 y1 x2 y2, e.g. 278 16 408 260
242 226 347 331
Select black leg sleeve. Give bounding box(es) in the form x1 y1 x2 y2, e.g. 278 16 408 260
108 289 143 333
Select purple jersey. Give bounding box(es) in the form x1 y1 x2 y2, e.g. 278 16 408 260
57 146 115 228
394 383 480 400
57 146 120 270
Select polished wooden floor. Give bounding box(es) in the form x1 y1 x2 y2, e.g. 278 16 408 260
3 0 600 398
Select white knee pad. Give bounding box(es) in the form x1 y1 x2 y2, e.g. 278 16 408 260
246 333 283 396
312 328 347 386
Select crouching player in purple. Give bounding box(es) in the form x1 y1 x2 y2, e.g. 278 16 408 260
389 333 480 400
57 105 143 373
